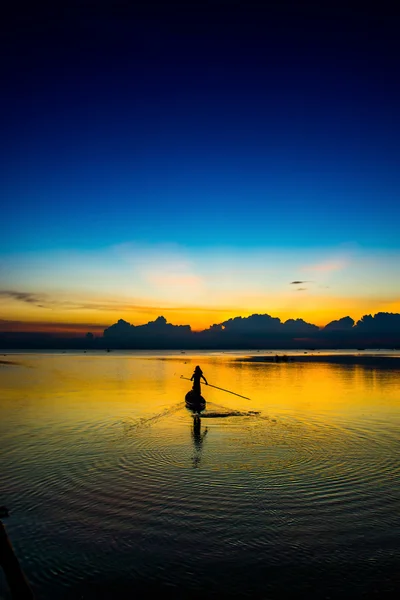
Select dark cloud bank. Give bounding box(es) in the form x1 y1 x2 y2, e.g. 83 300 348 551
1 313 400 349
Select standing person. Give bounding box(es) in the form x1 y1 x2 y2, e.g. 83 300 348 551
190 365 208 396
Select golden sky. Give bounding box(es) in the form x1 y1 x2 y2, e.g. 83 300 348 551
1 243 399 333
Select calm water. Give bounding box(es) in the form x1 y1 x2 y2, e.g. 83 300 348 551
1 351 399 599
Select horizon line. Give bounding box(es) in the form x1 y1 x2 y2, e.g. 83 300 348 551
1 311 399 337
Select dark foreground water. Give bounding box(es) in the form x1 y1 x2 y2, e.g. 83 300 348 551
1 351 399 598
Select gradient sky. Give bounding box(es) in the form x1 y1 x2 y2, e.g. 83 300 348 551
1 2 400 333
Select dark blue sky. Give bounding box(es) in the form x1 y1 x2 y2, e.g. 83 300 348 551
2 1 400 252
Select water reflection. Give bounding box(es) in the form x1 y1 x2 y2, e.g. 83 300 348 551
191 415 208 468
1 351 400 599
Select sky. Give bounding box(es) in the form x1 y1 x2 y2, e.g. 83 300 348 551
1 2 400 334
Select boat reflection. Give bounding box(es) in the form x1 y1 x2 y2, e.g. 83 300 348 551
191 414 208 468
185 389 208 467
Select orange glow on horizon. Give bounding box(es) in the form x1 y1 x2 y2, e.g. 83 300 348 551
1 244 399 336
1 295 400 335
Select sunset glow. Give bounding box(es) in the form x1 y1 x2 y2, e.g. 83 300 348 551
1 244 399 334
1 2 399 341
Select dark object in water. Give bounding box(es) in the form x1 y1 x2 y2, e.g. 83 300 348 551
0 505 10 518
185 390 206 412
274 354 289 362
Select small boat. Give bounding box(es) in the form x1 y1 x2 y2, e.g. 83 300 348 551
185 390 206 412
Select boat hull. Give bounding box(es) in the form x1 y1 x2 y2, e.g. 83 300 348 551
185 390 206 411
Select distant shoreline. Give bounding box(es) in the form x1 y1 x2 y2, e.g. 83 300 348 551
241 354 400 366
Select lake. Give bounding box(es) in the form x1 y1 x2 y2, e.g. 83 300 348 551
1 350 399 598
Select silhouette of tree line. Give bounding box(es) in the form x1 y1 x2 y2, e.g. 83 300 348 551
1 312 400 349
99 313 400 349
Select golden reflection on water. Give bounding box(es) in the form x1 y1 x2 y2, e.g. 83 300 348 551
1 352 399 426
1 352 400 599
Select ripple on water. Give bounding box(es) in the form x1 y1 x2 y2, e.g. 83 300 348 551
1 405 400 596
107 409 400 538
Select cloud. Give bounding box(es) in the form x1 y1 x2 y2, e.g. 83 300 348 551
296 288 307 291
221 314 282 333
2 312 400 348
355 312 400 332
0 318 106 334
146 273 204 292
100 311 400 349
0 288 236 319
303 259 347 273
0 289 153 313
0 290 46 307
2 244 399 333
324 316 354 331
283 319 319 333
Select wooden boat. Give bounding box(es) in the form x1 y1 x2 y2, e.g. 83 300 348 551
185 390 206 412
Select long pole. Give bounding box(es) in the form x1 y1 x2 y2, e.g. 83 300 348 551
180 376 251 400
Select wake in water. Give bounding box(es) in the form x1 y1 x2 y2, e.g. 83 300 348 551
196 402 260 418
121 401 260 434
121 401 184 433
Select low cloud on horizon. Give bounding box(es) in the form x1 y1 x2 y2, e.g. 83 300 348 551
1 242 399 330
2 311 400 345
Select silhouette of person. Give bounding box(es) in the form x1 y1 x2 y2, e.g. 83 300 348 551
190 365 208 396
0 519 34 599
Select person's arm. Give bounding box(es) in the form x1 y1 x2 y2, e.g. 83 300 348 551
202 375 208 384
0 522 34 599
